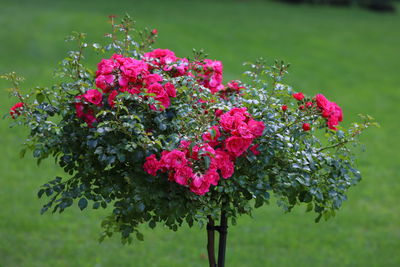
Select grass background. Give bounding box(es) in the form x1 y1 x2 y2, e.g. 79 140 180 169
0 0 399 266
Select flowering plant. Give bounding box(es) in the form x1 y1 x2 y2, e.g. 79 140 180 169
3 15 375 263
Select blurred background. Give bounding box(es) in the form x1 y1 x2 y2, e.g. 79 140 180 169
0 0 399 266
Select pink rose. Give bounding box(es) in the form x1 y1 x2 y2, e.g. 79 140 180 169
212 150 235 179
202 126 221 145
83 111 97 128
96 58 118 76
148 83 165 97
219 108 248 132
160 150 188 170
95 74 115 93
227 80 245 91
173 166 193 186
144 49 177 66
108 90 118 108
234 122 253 139
315 94 330 111
204 169 220 186
164 82 176 97
144 73 163 86
83 89 103 106
225 136 253 157
190 174 211 195
143 154 160 176
247 119 265 138
120 58 149 80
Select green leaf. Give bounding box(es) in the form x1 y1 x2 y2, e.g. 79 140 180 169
136 232 144 241
149 220 156 229
78 198 88 210
36 92 45 103
37 189 45 198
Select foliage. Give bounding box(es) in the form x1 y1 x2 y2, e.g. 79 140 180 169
3 14 376 244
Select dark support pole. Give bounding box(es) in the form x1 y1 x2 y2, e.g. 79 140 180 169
206 200 229 267
207 216 217 267
217 210 228 267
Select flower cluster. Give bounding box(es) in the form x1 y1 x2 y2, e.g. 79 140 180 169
144 48 190 77
292 92 343 131
72 52 182 126
70 49 246 127
315 94 343 130
196 59 224 93
144 107 265 195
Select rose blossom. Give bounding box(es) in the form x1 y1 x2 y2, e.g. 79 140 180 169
108 90 118 108
9 102 24 118
212 150 235 179
95 74 115 93
83 89 103 106
202 126 221 145
292 92 305 101
173 165 194 186
247 119 265 138
160 150 188 169
302 123 311 131
227 80 245 91
224 136 253 157
190 173 211 195
204 169 220 186
143 154 160 176
164 82 176 97
249 144 261 156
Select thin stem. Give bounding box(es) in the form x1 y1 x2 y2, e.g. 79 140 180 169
317 140 351 153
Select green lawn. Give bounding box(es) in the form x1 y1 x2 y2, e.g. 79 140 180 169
1 0 399 266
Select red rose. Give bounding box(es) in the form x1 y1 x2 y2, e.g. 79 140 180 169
9 102 24 118
211 150 235 179
247 119 265 138
173 165 193 186
164 82 176 98
302 123 311 131
292 92 304 101
249 144 261 156
143 154 160 176
224 136 253 157
190 174 211 195
83 89 103 106
281 105 288 111
108 90 118 108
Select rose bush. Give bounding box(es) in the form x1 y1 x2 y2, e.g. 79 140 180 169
3 15 376 248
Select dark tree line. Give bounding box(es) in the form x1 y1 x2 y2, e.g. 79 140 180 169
280 0 396 12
